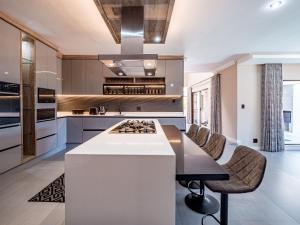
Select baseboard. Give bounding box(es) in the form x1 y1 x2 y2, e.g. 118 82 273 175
285 145 300 151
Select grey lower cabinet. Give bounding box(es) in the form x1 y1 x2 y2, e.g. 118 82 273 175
57 118 67 147
0 125 22 174
66 116 186 144
67 117 83 144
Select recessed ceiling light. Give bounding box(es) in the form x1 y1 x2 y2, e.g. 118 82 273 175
268 0 283 9
147 63 152 66
118 72 124 76
154 36 161 43
147 72 152 76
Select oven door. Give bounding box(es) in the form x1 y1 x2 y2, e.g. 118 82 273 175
0 82 20 128
38 88 56 103
37 108 56 122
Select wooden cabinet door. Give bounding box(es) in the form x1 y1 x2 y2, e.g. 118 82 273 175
71 60 85 94
62 60 72 94
165 60 184 95
85 60 102 94
155 60 166 77
0 20 21 84
35 41 47 88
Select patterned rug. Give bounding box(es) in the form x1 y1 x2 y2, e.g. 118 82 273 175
29 174 65 203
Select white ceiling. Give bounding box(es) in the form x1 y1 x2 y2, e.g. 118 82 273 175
1 0 300 72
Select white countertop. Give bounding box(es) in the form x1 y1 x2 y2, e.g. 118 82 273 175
57 111 185 118
66 119 175 156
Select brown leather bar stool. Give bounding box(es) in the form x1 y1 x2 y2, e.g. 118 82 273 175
186 124 199 141
184 133 226 214
195 127 210 147
179 127 210 188
202 145 267 225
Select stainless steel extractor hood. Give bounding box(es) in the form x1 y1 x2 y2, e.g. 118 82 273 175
98 6 158 77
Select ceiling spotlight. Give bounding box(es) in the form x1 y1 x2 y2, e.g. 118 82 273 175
268 0 283 9
109 63 114 67
154 36 161 43
147 63 152 66
147 72 152 76
118 72 124 76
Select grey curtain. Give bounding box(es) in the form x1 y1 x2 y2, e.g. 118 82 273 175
210 74 222 133
261 64 285 152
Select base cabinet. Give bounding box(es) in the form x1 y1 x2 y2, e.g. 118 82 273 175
0 146 22 174
83 130 103 142
36 134 57 156
57 118 67 147
67 118 83 144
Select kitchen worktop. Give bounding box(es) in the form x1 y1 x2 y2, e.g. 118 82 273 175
57 111 185 118
66 119 175 156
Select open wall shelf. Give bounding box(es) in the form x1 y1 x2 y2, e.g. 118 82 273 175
103 77 166 95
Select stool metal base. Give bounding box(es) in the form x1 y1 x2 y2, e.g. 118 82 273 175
185 193 219 215
178 180 200 189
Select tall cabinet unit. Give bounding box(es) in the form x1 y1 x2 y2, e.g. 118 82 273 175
0 19 21 84
0 19 22 173
165 60 184 95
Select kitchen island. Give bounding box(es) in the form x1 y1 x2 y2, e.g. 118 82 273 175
65 119 176 225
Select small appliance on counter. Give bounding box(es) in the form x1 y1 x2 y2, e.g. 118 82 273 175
72 109 85 115
99 106 106 115
89 107 99 115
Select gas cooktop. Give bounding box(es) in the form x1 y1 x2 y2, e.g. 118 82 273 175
110 120 156 134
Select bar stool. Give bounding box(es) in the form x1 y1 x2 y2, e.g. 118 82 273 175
195 127 210 147
184 133 226 214
179 127 210 188
186 124 199 141
202 145 267 225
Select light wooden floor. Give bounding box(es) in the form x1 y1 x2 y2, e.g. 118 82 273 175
0 144 300 225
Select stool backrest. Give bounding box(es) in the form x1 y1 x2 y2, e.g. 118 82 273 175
225 145 267 192
202 133 226 160
186 124 199 140
195 127 210 147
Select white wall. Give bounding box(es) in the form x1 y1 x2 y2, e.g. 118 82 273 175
219 64 237 142
236 63 300 149
237 64 262 148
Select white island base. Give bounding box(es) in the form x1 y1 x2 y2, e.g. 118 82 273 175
65 120 176 225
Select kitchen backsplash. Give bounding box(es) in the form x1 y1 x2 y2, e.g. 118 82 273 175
57 95 183 112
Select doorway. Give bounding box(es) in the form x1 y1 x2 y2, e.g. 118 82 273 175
283 80 300 145
192 89 209 127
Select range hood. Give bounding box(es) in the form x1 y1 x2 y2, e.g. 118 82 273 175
98 6 158 77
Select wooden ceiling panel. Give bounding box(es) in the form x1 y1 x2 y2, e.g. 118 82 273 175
94 0 175 44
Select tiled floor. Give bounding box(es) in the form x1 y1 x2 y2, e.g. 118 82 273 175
0 144 300 225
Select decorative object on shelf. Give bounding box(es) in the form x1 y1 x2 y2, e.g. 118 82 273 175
103 77 166 95
72 109 85 115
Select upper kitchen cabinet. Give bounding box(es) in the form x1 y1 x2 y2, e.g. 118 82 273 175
155 60 166 77
35 41 48 88
71 60 85 94
56 58 62 94
35 41 57 90
62 59 72 94
0 19 21 84
62 59 104 95
165 60 184 95
85 60 103 95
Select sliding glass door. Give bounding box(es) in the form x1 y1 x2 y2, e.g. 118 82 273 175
283 80 300 145
192 89 209 127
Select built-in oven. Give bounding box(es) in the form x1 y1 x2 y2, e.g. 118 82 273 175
0 81 20 128
37 108 56 122
38 88 56 103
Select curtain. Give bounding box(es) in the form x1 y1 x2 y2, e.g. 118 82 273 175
261 64 285 152
187 87 192 124
210 74 222 133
